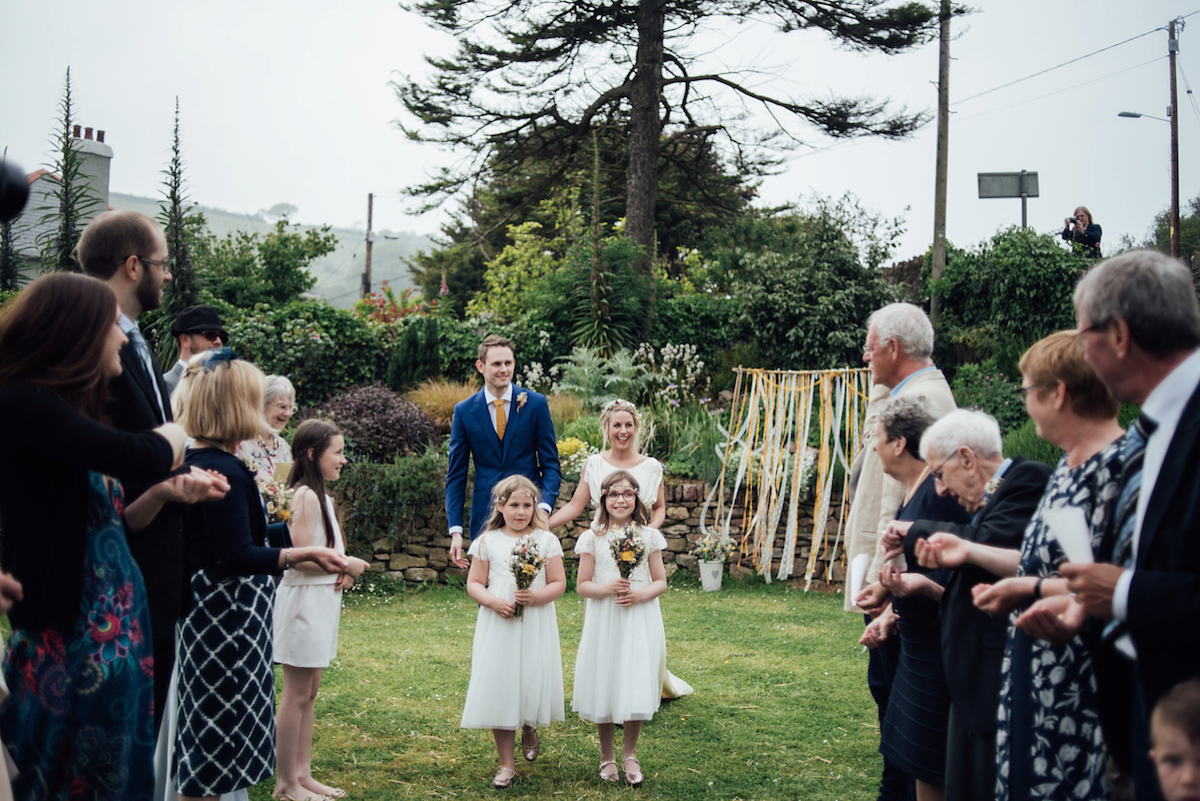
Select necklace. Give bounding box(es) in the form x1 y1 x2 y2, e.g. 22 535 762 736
195 436 233 454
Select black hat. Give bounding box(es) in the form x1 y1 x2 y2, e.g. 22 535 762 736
171 306 228 340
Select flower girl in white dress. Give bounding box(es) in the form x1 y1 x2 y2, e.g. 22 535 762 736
461 476 566 789
573 470 668 788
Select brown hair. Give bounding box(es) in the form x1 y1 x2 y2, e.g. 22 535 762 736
78 210 160 280
477 334 515 363
1019 330 1118 420
175 351 268 443
1153 678 1200 746
288 419 343 548
595 469 650 531
0 273 118 420
483 475 548 533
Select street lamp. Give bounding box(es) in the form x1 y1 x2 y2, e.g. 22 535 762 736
1118 108 1180 259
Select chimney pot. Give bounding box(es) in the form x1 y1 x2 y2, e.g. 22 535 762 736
97 130 105 143
84 127 93 140
73 124 81 138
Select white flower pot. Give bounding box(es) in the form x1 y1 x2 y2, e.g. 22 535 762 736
698 560 724 592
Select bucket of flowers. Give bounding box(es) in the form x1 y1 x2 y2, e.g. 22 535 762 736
690 528 735 591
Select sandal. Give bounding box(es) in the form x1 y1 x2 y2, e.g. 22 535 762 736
598 759 619 782
622 755 644 787
521 725 539 761
492 766 516 789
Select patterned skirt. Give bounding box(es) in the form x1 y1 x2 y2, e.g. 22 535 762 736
0 471 155 801
174 569 275 797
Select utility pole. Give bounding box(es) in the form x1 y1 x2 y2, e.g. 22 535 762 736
1169 18 1181 259
930 0 951 326
362 192 374 298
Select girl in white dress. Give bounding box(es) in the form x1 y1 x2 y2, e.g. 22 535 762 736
573 470 668 788
461 475 566 789
549 399 692 700
273 420 369 801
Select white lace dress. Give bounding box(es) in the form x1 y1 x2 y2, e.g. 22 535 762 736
580 455 694 699
572 527 667 724
460 529 565 730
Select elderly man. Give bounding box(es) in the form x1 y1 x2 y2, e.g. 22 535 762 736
1056 249 1200 800
892 410 1050 801
846 302 955 801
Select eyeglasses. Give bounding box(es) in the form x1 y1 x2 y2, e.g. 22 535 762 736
1015 385 1037 397
1074 322 1105 343
930 450 960 482
136 256 171 269
194 330 225 342
606 490 637 501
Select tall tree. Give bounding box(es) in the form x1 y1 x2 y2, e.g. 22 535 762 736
37 68 103 273
396 0 939 273
158 98 204 312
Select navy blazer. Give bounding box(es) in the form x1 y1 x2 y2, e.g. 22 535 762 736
1127 379 1200 708
907 457 1052 733
444 385 561 540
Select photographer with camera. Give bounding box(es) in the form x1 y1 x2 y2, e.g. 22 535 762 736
1062 205 1102 257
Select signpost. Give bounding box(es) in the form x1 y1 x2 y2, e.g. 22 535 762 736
978 170 1039 228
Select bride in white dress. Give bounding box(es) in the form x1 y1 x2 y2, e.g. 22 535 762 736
548 399 693 699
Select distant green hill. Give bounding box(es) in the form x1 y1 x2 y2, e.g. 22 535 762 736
110 193 432 309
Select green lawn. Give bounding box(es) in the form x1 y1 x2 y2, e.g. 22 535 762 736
251 574 883 801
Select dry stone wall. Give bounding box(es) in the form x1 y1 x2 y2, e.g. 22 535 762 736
360 479 847 593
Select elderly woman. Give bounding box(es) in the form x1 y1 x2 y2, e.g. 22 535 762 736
236 374 296 484
946 332 1123 800
859 396 972 801
880 409 1051 801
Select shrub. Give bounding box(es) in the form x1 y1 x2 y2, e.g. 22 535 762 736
951 358 1027 436
405 377 476 436
332 447 445 554
224 299 385 407
1002 417 1064 467
561 416 602 450
547 393 583 435
557 437 596 482
653 403 727 484
386 316 441 391
310 383 435 463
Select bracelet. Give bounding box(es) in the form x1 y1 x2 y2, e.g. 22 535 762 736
284 548 292 569
1033 576 1045 600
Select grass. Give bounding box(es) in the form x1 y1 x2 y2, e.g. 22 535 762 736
405 377 477 434
246 573 883 801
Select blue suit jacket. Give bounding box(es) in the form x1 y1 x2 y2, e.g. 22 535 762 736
444 385 562 540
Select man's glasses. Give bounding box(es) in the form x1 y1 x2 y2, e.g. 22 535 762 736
930 451 959 482
136 256 171 269
196 330 224 342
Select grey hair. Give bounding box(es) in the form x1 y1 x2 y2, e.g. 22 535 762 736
919 409 1003 463
868 302 934 360
878 395 938 459
1074 250 1200 358
263 374 296 408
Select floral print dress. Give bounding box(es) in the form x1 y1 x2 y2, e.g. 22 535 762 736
995 442 1122 801
0 471 155 801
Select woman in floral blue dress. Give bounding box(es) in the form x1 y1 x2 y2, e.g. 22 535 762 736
971 332 1125 800
0 274 220 801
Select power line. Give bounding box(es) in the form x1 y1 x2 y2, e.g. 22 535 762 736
952 20 1186 107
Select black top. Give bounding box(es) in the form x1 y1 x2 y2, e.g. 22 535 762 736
184 447 281 579
893 475 973 621
1062 223 1102 256
0 381 174 631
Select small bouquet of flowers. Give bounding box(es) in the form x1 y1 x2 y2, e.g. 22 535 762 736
257 478 294 524
609 524 647 579
689 528 736 563
509 533 544 619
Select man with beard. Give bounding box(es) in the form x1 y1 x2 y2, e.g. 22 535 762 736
79 210 191 735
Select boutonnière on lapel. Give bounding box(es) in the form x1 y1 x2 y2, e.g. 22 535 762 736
981 475 1005 509
516 391 528 413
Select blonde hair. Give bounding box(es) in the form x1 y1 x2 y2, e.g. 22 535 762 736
175 350 270 443
595 469 650 532
483 475 548 533
599 398 643 453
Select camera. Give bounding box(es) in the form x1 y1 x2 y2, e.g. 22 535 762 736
0 159 30 224
1068 217 1078 224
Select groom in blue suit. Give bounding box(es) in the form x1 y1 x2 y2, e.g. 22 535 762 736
445 335 562 566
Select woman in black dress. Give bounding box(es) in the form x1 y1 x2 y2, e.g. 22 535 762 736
172 351 348 801
866 395 972 801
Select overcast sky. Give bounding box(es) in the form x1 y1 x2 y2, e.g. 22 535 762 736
3 1 1197 262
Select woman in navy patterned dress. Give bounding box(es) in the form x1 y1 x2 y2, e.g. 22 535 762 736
0 274 214 801
971 332 1125 800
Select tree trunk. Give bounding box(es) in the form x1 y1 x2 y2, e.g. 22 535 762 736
625 0 665 275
